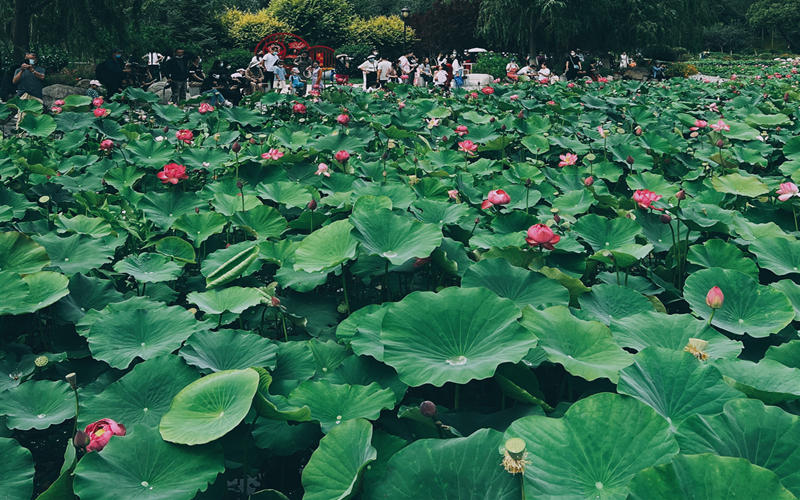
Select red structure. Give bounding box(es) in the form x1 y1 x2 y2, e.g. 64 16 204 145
308 46 335 69
255 34 336 70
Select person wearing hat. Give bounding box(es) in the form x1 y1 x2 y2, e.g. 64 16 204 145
358 54 378 90
334 54 350 84
95 48 125 96
289 67 305 96
87 80 102 99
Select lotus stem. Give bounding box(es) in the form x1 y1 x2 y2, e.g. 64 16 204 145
341 264 350 315
793 205 798 233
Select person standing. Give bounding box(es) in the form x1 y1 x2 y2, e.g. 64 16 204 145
619 51 630 71
376 56 392 88
142 50 164 80
334 54 350 84
163 48 190 103
398 52 411 78
420 58 432 86
95 49 125 96
564 50 581 80
358 54 378 89
12 51 45 99
188 55 205 94
273 60 287 93
262 46 279 90
310 61 323 91
451 55 463 89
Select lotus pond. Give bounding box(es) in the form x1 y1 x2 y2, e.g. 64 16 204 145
3 73 800 499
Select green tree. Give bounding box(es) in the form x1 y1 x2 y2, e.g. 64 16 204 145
268 0 355 47
747 0 800 50
476 0 564 54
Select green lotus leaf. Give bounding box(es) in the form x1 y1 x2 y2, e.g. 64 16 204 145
154 236 196 264
202 242 260 288
336 304 386 361
628 454 795 500
179 147 229 170
677 398 800 495
711 172 769 197
294 219 359 272
0 380 75 430
19 113 56 137
301 418 377 500
17 270 70 314
379 287 536 387
618 347 743 428
172 211 228 247
51 273 124 323
765 340 800 368
255 181 313 209
33 233 120 276
572 213 642 252
687 239 758 277
80 355 199 428
579 284 652 324
252 367 311 421
714 358 800 404
74 424 224 500
0 271 37 315
288 380 395 433
684 267 794 337
409 199 471 225
351 208 442 266
270 341 317 395
113 252 183 283
772 280 800 320
179 329 277 372
461 258 569 309
77 297 207 369
138 190 202 229
160 368 259 445
186 286 264 315
0 232 49 273
152 103 186 123
0 438 34 500
230 205 287 239
521 306 632 382
55 214 114 237
504 392 678 499
749 236 800 276
610 311 742 359
745 112 791 127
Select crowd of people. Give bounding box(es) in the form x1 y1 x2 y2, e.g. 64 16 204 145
354 50 471 92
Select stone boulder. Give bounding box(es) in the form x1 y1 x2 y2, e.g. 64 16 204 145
146 81 171 104
464 73 493 89
42 84 86 107
622 66 650 81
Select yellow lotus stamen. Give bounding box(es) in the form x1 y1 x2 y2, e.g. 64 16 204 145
501 438 530 475
684 338 709 361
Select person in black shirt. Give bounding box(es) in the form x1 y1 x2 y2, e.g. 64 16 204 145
201 60 229 107
188 55 205 93
12 52 45 99
95 49 125 96
564 50 581 81
163 48 190 103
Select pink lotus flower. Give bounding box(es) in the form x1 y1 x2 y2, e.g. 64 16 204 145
633 189 663 210
176 129 193 144
690 119 708 131
546 100 556 106
54 99 65 106
481 189 511 209
336 114 350 125
481 86 494 95
708 103 719 112
93 108 109 118
398 101 406 109
335 150 350 163
526 224 560 250
198 103 215 114
705 286 724 309
584 176 594 186
493 78 500 83
315 163 330 177
469 92 479 99
426 117 440 128
710 120 729 132
51 106 62 114
510 94 519 101
84 418 126 452
777 182 800 201
92 97 104 108
598 77 608 83
261 148 284 160
458 140 478 155
597 126 609 138
455 125 469 136
448 189 459 200
99 139 114 151
157 163 188 184
292 102 307 114
567 82 575 88
558 152 578 167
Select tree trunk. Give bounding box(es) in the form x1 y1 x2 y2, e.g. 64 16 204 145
12 0 31 63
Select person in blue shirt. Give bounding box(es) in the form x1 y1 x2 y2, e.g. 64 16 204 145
273 60 287 93
12 52 45 99
290 67 305 96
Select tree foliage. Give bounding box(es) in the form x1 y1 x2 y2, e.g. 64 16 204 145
747 0 800 50
345 16 414 56
267 0 355 47
220 9 295 48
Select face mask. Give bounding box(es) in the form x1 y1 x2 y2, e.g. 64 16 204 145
115 54 121 59
28 59 36 64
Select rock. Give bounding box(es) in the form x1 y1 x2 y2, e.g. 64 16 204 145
146 81 171 104
76 79 91 88
41 84 86 107
622 67 650 81
464 73 493 89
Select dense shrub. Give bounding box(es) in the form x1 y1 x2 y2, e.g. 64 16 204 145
212 48 255 70
471 52 508 78
220 9 295 48
268 0 354 47
665 62 699 78
345 16 414 58
335 43 372 73
642 44 679 61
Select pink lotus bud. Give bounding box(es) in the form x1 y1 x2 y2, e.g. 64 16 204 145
420 400 437 417
676 189 686 200
231 142 241 153
660 214 671 224
584 176 594 186
706 286 724 309
307 199 317 210
336 114 350 125
626 155 635 165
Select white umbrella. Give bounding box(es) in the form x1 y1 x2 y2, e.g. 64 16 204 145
467 48 488 53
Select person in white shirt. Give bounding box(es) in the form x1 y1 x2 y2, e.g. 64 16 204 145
433 66 448 91
398 53 411 76
249 49 265 71
262 46 279 90
506 59 519 81
376 56 393 88
358 55 378 89
537 63 551 83
451 56 463 89
142 51 164 80
619 52 630 70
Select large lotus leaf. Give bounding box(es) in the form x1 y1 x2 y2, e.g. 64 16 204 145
154 236 196 264
201 241 261 288
255 181 313 209
138 191 202 229
80 355 199 428
749 237 800 276
618 347 743 428
765 340 800 368
113 252 183 283
379 287 536 387
0 437 34 500
337 304 386 361
179 329 277 372
172 211 227 246
294 219 359 272
288 380 395 433
74 424 224 500
364 428 520 500
686 239 758 277
351 208 442 266
461 258 569 309
714 358 800 404
0 380 74 430
51 273 125 323
772 280 800 321
186 286 264 315
0 271 32 315
126 139 177 167
77 297 207 369
55 214 114 238
19 113 56 137
683 267 794 337
0 232 49 273
33 233 120 276
160 368 259 445
504 392 678 499
521 306 632 382
16 271 70 314
252 368 311 421
409 198 471 225
711 172 770 197
610 312 742 359
676 398 800 495
301 419 377 500
628 454 795 500
230 205 287 240
578 284 652 324
572 214 642 252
